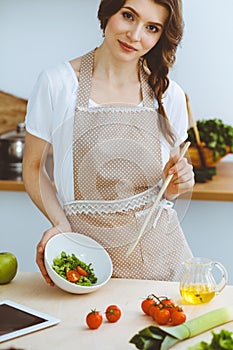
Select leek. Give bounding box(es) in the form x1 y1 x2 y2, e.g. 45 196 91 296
129 305 233 350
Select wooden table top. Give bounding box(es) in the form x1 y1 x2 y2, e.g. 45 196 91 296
1 272 233 350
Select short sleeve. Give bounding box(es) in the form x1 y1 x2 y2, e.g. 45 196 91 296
25 70 54 143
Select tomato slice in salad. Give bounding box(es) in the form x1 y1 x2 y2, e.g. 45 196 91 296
77 266 88 277
66 269 80 283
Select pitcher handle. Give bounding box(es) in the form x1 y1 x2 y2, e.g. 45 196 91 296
213 261 228 293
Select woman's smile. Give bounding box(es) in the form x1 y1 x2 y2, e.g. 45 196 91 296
118 40 138 52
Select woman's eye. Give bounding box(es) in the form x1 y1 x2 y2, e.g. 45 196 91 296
147 25 158 33
122 11 134 21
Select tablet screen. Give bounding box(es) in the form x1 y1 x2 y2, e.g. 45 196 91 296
0 300 60 343
0 304 47 335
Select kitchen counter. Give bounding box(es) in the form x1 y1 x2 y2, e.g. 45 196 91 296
1 272 233 350
1 160 232 201
0 179 25 191
191 160 233 201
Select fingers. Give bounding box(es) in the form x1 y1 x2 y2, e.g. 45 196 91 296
163 156 177 177
36 227 61 286
171 159 193 181
36 224 72 286
36 242 54 286
166 158 194 196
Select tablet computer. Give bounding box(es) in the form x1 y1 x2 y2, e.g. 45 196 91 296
0 299 60 343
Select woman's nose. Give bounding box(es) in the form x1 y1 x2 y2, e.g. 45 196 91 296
127 24 142 42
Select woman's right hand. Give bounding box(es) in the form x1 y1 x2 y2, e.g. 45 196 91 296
23 132 73 285
36 226 70 286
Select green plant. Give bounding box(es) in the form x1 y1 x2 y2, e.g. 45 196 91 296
187 119 233 161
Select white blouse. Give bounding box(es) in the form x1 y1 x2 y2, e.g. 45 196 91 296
25 61 188 204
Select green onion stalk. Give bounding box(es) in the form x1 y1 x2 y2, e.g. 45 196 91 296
129 305 233 350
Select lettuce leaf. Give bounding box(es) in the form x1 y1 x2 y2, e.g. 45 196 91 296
188 330 233 350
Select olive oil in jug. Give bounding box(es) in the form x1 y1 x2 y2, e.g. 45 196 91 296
180 257 228 304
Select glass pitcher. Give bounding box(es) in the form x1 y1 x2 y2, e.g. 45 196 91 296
180 257 228 304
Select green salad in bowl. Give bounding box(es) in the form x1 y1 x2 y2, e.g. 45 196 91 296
44 232 112 294
52 251 97 286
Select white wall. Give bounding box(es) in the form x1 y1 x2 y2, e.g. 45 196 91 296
0 0 102 98
170 0 233 126
0 0 233 126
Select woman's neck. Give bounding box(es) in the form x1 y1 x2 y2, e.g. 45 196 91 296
93 44 140 87
88 44 143 106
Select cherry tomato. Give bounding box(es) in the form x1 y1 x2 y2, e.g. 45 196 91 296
141 298 156 315
171 310 186 325
148 303 160 317
105 305 121 323
66 269 80 283
160 299 176 315
161 298 175 308
165 305 183 318
86 310 103 329
153 307 171 325
77 266 88 277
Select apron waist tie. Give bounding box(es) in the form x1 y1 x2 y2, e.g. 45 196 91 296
134 199 174 228
63 185 162 216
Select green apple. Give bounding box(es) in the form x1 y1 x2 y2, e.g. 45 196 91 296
0 252 18 284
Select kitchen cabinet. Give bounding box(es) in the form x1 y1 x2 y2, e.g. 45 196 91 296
0 191 50 272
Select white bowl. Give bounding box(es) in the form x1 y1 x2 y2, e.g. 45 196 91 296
44 232 112 294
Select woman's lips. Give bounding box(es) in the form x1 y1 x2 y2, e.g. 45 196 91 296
118 40 137 52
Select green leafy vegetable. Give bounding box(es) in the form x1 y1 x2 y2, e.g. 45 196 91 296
129 326 167 350
193 166 216 183
52 251 97 286
187 118 233 161
188 329 233 350
129 306 233 350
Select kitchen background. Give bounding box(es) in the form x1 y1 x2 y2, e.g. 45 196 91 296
1 1 233 282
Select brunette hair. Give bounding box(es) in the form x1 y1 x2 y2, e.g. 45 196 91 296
98 0 184 145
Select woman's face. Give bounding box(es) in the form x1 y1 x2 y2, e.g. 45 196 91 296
104 0 169 62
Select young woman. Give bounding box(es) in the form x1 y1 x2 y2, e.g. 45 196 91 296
23 0 194 285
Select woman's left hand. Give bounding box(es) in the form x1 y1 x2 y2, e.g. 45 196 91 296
163 154 195 200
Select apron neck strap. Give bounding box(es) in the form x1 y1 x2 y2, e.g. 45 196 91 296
76 50 94 108
77 49 155 108
139 64 155 108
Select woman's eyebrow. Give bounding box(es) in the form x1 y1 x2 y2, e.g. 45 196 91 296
122 6 164 29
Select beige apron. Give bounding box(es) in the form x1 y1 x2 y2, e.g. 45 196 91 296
64 50 192 281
